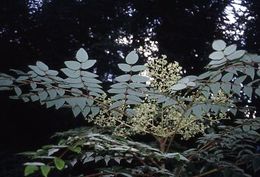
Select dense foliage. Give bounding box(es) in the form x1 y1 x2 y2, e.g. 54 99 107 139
0 40 260 177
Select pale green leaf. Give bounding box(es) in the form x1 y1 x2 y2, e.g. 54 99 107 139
82 77 102 83
245 66 255 79
127 95 142 102
64 61 81 70
118 63 131 72
72 106 81 117
234 75 247 84
110 101 125 109
82 106 91 117
111 94 125 101
47 89 57 99
125 51 138 65
170 83 186 91
209 51 225 60
131 65 146 72
56 89 65 96
110 83 128 89
209 82 220 94
224 44 237 55
131 75 149 83
76 48 88 62
115 74 131 82
90 106 100 117
221 73 233 82
29 65 46 76
0 79 13 86
54 99 65 109
226 50 246 60
36 61 49 71
243 86 253 98
212 40 226 51
14 86 22 96
81 60 96 69
80 71 98 77
38 91 48 101
211 73 222 82
221 82 231 94
46 70 58 76
65 77 81 84
61 68 80 78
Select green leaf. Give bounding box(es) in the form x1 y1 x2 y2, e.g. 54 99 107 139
47 89 57 99
212 40 226 51
81 60 96 69
110 100 125 109
82 106 91 117
36 61 49 71
110 83 128 89
64 61 81 70
0 79 13 86
243 86 253 98
234 75 247 84
125 51 138 64
38 91 48 101
46 70 58 76
54 99 65 109
118 63 131 72
115 74 131 82
221 82 231 94
170 83 186 91
61 68 80 78
209 82 220 94
131 75 149 83
54 157 65 171
127 95 142 102
198 71 211 79
40 165 51 177
80 71 99 77
222 73 233 82
131 65 146 72
76 48 88 62
90 106 100 117
245 66 255 79
108 88 127 94
14 86 22 96
82 77 102 83
111 94 125 101
211 73 222 82
72 106 81 117
224 44 237 55
65 77 81 84
226 50 246 60
209 51 225 60
24 165 39 176
29 65 46 76
252 56 260 63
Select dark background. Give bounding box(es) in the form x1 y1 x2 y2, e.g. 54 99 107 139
0 0 260 176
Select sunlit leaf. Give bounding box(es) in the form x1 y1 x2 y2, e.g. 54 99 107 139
29 65 46 76
115 74 131 82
